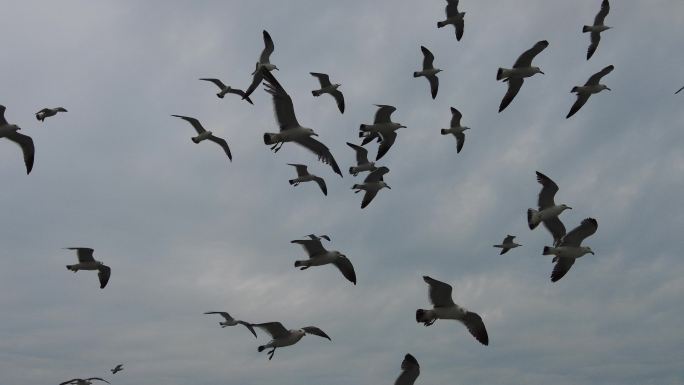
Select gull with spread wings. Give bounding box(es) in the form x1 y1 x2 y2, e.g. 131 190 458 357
59 378 110 385
65 248 111 289
310 72 345 113
440 107 470 153
243 30 278 100
437 0 465 41
493 235 522 255
543 218 598 282
528 171 572 246
496 40 548 112
203 311 257 338
0 105 35 174
199 78 253 104
352 166 391 209
254 321 331 360
566 65 614 118
346 142 377 176
171 115 232 162
291 235 356 284
413 46 442 99
359 105 406 160
288 163 327 196
584 0 611 60
35 107 67 121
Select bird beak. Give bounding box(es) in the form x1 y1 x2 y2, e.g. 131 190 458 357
567 206 572 210
312 133 319 136
589 251 595 255
386 185 392 189
539 71 545 75
606 87 612 91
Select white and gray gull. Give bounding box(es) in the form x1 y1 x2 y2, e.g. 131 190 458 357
493 235 522 255
394 354 420 385
65 247 111 289
35 107 67 121
566 65 614 118
440 107 470 153
528 171 572 245
243 30 278 99
203 311 258 337
584 0 611 60
199 78 253 104
359 104 406 160
110 364 123 374
353 166 391 209
291 235 356 284
310 72 345 114
543 218 598 282
414 46 442 99
497 40 548 112
171 115 232 162
288 163 327 196
346 142 377 176
253 321 331 360
437 0 465 41
0 105 35 174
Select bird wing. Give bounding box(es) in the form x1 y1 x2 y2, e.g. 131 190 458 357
455 16 464 41
302 326 331 340
426 75 439 99
86 378 110 384
513 40 549 68
376 131 397 161
115 364 123 370
66 247 96 263
551 257 576 282
543 217 567 246
503 235 515 244
310 72 331 87
594 0 610 25
560 218 598 247
237 321 258 338
58 379 79 385
364 166 389 183
420 46 435 70
242 68 263 100
254 322 289 339
98 265 111 289
171 115 205 134
455 132 465 153
449 107 462 127
373 104 397 123
587 32 600 60
291 238 327 257
199 78 227 90
332 256 356 284
226 88 254 104
566 93 591 119
5 131 35 174
288 163 309 177
585 65 614 86
395 353 420 385
347 142 370 165
445 0 459 17
313 176 327 196
259 30 275 64
261 70 300 130
204 311 235 322
295 136 343 177
500 247 510 255
0 105 7 125
423 275 455 307
330 89 345 114
498 77 523 112
360 188 379 209
207 135 232 161
536 171 559 209
462 311 489 345
675 86 684 95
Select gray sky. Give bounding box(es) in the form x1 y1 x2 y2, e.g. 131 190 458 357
1 1 683 384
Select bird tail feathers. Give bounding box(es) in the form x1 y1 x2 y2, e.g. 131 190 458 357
571 86 579 93
192 137 201 144
258 345 266 352
527 209 540 229
582 25 591 33
413 71 420 78
66 265 77 271
416 309 435 324
263 133 277 145
440 129 449 135
288 179 296 185
543 246 553 255
496 68 505 80
437 21 446 28
312 90 321 97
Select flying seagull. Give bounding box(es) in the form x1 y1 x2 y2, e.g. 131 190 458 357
0 105 35 174
110 364 123 374
291 235 356 284
35 107 67 121
260 69 342 176
254 322 331 360
203 311 258 338
171 115 232 161
310 72 345 113
414 46 442 99
493 235 522 255
675 86 684 95
359 104 406 160
199 78 253 104
416 276 489 345
288 163 327 196
584 0 611 60
394 354 420 385
243 30 278 99
566 65 614 118
497 40 549 112
59 378 110 385
353 166 391 209
437 0 465 41
346 142 377 176
440 107 470 153
528 171 572 245
65 247 111 289
543 218 598 282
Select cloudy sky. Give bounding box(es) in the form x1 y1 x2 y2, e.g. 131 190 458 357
1 1 683 384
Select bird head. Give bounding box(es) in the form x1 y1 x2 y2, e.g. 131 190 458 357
601 84 611 91
560 204 572 210
381 181 391 190
306 128 318 136
463 126 471 131
583 246 595 255
57 107 68 112
533 67 544 75
333 83 341 89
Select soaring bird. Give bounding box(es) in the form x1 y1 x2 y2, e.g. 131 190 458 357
440 107 470 153
253 322 331 360
310 72 345 113
59 378 110 385
65 247 111 289
110 364 123 374
171 115 232 161
584 0 611 60
243 30 278 99
352 166 391 209
413 46 442 99
676 86 684 95
291 235 356 284
416 276 489 345
394 354 420 385
346 142 377 176
543 218 598 282
496 40 549 112
493 235 522 255
359 105 406 160
566 65 614 118
288 163 327 196
199 78 253 104
437 0 465 41
0 105 35 174
35 107 67 121
260 70 342 176
203 311 258 338
528 171 571 245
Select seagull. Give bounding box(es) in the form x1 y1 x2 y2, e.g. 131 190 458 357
566 65 614 118
584 0 611 60
110 364 123 374
394 354 420 385
310 72 345 113
437 0 465 41
253 322 331 360
242 30 278 100
352 166 390 209
359 105 406 160
288 163 327 196
497 40 549 112
59 378 110 385
203 311 258 338
414 46 441 99
35 107 67 121
543 218 598 282
199 78 253 104
65 247 111 289
260 69 342 176
171 115 232 161
493 235 522 255
528 171 572 245
0 105 35 174
440 107 470 153
346 142 377 176
675 86 684 95
291 235 356 284
416 276 489 346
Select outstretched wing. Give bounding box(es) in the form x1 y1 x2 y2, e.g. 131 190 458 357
426 75 439 99
171 115 206 134
347 142 370 165
462 311 489 345
332 256 356 284
498 77 523 112
204 311 235 322
594 0 610 26
675 86 684 95
225 88 254 104
5 131 35 174
454 132 465 153
199 78 227 90
360 189 379 209
423 275 455 307
536 171 559 209
254 322 289 339
421 46 435 70
373 104 396 123
551 257 576 282
237 321 258 338
0 105 7 125
330 89 345 114
543 217 567 246
313 176 327 196
513 40 549 68
585 65 614 86
302 326 331 340
288 163 309 177
260 30 275 64
376 131 397 160
449 107 462 127
261 70 300 131
395 353 420 385
445 0 459 18
587 32 601 60
566 93 590 119
310 72 332 87
364 166 389 183
208 136 232 161
455 15 464 41
85 378 110 384
66 247 95 263
295 136 343 177
242 67 263 100
560 218 598 247
291 238 327 257
98 265 111 289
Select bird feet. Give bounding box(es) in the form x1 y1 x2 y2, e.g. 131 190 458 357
423 320 435 327
268 348 276 360
270 142 284 152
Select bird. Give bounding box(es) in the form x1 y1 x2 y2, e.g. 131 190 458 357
675 86 684 95
394 354 420 385
110 364 123 374
253 322 331 360
493 235 522 255
59 378 110 385
413 46 441 99
359 104 406 160
260 69 342 176
440 107 470 153
288 163 327 196
242 30 278 99
291 235 356 284
199 78 253 104
416 276 489 345
437 0 465 41
65 247 111 289
543 218 598 282
0 105 35 174
496 40 549 112
584 0 611 60
346 142 377 176
566 65 614 118
352 166 391 209
171 115 232 161
203 311 258 338
35 107 67 121
310 72 345 113
528 171 572 245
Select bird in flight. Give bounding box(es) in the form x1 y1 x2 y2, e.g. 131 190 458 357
566 65 614 118
584 0 611 60
496 40 549 112
171 115 232 162
310 72 345 113
203 311 258 338
199 78 253 104
253 322 331 360
0 105 35 174
65 247 111 289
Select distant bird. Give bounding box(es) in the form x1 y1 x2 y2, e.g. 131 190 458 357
35 107 67 121
497 40 549 112
352 166 391 209
567 65 614 118
0 105 35 174
543 218 598 282
171 115 232 161
310 72 345 113
288 163 327 196
676 86 684 95
493 235 522 255
584 0 611 60
394 354 420 385
440 107 470 153
260 70 342 176
110 364 123 374
203 311 258 338
199 78 253 104
413 46 442 99
254 322 331 360
528 171 572 246
346 142 377 176
65 247 111 289
291 235 356 284
243 30 278 99
437 0 465 41
359 105 406 160
416 276 489 345
59 378 110 385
